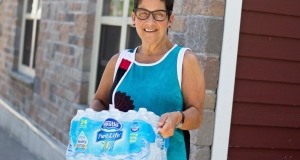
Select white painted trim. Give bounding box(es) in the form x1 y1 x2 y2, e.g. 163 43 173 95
18 0 28 75
119 0 130 51
18 0 41 79
100 17 124 25
88 0 103 104
18 65 35 78
211 0 243 160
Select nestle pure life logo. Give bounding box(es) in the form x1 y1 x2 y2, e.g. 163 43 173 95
96 118 123 142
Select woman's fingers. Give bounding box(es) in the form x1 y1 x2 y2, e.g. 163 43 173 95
157 113 177 138
158 113 168 127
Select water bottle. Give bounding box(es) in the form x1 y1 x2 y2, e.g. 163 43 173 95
155 133 168 160
66 110 84 160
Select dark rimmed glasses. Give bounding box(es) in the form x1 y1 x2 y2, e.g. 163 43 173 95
133 8 171 21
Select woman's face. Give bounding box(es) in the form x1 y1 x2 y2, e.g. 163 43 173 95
132 0 173 45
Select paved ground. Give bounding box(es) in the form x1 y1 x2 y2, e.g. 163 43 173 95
0 127 40 160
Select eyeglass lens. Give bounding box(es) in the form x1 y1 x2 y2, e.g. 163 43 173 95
135 8 168 21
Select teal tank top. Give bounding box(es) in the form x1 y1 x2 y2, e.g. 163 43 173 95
109 44 189 160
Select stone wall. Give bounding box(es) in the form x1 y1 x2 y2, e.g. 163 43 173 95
33 0 96 145
169 0 225 159
0 0 97 147
0 0 28 112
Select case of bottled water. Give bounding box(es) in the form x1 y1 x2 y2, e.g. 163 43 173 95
66 108 169 160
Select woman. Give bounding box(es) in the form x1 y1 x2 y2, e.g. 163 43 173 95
90 0 205 159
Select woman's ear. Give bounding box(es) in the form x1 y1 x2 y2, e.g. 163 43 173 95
169 13 174 24
131 11 136 24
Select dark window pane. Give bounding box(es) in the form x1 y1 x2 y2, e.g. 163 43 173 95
22 19 33 66
33 20 39 69
95 25 121 92
27 0 33 13
99 25 121 61
126 26 141 49
102 0 124 16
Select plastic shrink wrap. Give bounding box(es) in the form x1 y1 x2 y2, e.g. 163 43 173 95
66 108 169 160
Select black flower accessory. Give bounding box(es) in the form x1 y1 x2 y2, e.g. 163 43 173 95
114 91 135 112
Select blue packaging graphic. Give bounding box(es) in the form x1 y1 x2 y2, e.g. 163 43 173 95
66 108 169 160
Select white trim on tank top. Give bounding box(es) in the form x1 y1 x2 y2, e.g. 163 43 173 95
177 47 191 89
133 44 178 66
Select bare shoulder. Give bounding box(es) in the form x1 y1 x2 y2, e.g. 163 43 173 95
181 49 205 91
183 50 201 68
108 53 120 66
104 53 121 73
101 52 121 82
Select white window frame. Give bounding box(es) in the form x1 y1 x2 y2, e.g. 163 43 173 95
88 0 134 103
18 0 41 78
211 0 243 159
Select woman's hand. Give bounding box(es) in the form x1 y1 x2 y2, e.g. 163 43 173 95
157 112 182 138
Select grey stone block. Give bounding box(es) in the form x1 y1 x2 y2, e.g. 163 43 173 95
66 13 75 22
41 3 51 19
173 0 183 15
186 16 224 54
49 83 56 102
82 1 97 14
203 92 216 109
75 48 92 71
33 77 41 94
169 32 185 47
172 16 187 32
79 49 92 71
33 93 45 108
69 34 78 45
190 145 211 160
190 109 215 145
53 52 65 64
69 45 75 55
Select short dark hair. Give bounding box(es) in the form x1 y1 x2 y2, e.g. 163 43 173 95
133 0 174 19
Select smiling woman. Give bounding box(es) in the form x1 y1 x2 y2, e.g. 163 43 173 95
90 0 206 160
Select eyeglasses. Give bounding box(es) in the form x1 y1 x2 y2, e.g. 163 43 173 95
133 8 171 21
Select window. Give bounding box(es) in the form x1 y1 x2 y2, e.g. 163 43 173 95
19 0 41 78
88 0 141 103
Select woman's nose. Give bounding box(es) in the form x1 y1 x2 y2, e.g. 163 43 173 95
145 13 156 23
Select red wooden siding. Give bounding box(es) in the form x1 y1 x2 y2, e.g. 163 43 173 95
238 34 300 63
228 0 300 159
236 56 300 83
243 0 300 17
231 102 300 128
234 79 300 106
241 11 300 39
229 148 300 160
230 125 300 150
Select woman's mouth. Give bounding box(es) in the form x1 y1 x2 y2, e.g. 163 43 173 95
144 28 157 32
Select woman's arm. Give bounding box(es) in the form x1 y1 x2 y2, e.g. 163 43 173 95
90 53 120 111
179 50 205 130
158 50 205 137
